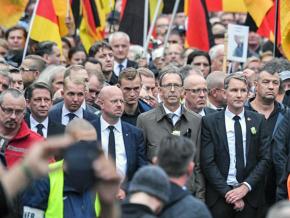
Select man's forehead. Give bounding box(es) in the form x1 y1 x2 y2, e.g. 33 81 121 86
97 48 113 55
2 93 25 106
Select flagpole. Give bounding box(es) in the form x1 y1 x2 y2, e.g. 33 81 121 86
143 0 162 57
162 0 181 53
273 0 279 57
143 0 149 49
22 0 40 62
109 0 117 33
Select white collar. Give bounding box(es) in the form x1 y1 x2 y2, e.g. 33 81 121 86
115 59 127 68
30 114 49 128
62 104 83 118
163 104 182 117
225 107 245 120
100 115 122 133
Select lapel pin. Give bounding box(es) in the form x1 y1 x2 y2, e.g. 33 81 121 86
247 117 251 121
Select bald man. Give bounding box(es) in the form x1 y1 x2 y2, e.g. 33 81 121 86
91 86 147 199
184 73 216 116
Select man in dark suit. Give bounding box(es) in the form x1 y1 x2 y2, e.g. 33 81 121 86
201 73 270 218
91 85 147 199
49 77 98 126
25 82 64 138
184 73 216 116
109 31 138 77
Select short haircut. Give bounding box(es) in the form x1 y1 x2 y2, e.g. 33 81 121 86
88 70 106 85
158 64 183 86
187 50 211 66
266 200 290 218
65 118 97 141
108 31 130 44
260 58 290 75
209 44 224 60
5 25 27 40
243 56 260 70
0 88 24 105
24 55 47 72
63 76 86 91
206 71 226 90
180 65 202 78
84 57 103 69
118 67 141 85
224 73 248 90
64 64 86 79
157 135 195 177
88 41 112 57
34 41 58 57
68 46 86 61
137 67 155 79
26 82 53 100
0 68 11 84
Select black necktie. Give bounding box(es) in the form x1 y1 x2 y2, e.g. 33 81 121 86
67 113 76 122
233 115 245 182
167 113 175 126
108 126 116 164
36 124 44 136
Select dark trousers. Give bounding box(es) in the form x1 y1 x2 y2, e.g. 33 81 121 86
210 197 257 218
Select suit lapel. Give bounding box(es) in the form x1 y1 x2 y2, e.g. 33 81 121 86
121 122 131 170
96 117 102 144
244 111 252 157
217 112 229 153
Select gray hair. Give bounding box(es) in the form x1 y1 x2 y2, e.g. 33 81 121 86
206 71 226 90
0 88 24 104
266 200 290 218
158 64 183 86
108 31 130 44
209 44 224 60
224 73 248 90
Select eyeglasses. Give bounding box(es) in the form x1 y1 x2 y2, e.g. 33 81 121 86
161 83 183 90
185 88 208 94
0 104 25 116
19 67 37 72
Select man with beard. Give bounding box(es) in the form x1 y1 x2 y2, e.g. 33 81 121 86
244 61 288 215
0 89 43 168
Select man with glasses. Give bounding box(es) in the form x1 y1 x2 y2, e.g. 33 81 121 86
118 68 151 126
137 65 204 200
0 88 43 168
184 73 216 116
20 55 46 88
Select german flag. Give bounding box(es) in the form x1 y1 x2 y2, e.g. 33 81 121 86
280 0 290 60
30 0 62 51
205 0 247 12
185 0 214 51
0 0 29 28
79 0 106 52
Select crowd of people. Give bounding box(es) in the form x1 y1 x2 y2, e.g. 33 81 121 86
1 0 290 218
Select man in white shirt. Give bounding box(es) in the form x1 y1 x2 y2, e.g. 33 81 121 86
92 86 147 199
25 82 65 138
201 73 270 218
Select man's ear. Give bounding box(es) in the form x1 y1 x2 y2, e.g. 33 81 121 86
152 156 158 165
187 161 195 177
61 89 64 97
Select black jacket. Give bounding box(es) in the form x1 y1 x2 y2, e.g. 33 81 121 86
121 202 157 218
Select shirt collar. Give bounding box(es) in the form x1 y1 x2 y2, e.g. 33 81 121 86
225 107 245 120
30 114 48 128
162 104 182 117
62 104 83 118
100 115 122 133
115 59 127 68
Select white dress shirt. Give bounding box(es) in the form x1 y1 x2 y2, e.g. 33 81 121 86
113 59 128 77
198 109 206 117
61 105 83 126
30 115 49 138
163 104 182 126
225 107 247 187
100 116 127 179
